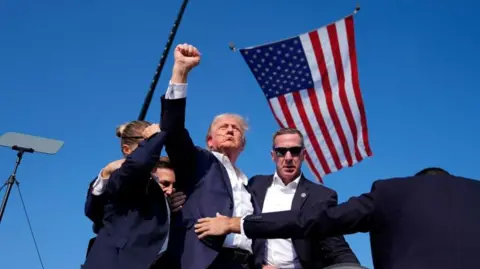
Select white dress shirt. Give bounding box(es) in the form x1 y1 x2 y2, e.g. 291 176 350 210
165 81 254 253
262 172 303 269
91 170 108 196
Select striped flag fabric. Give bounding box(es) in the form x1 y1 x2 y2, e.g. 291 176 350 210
239 15 372 183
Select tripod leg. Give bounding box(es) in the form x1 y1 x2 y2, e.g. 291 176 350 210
0 180 8 193
0 175 16 223
15 181 46 269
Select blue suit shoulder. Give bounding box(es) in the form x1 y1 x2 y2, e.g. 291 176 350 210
302 178 337 198
248 174 270 186
370 175 480 196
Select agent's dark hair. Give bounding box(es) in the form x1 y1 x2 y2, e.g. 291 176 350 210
415 167 450 176
155 156 173 170
272 128 305 148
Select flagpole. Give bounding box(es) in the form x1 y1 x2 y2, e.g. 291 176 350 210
138 0 190 121
353 3 361 15
228 42 237 52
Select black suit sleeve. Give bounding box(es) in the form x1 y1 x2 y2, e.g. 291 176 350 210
318 191 360 265
106 132 167 198
320 236 360 265
243 183 377 239
84 178 107 224
160 96 198 190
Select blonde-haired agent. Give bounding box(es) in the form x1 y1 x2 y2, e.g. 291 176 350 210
83 121 172 269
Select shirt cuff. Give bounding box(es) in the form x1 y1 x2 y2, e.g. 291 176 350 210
91 169 109 196
240 216 247 236
165 81 187 99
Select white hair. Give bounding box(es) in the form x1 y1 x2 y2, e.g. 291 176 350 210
205 113 248 147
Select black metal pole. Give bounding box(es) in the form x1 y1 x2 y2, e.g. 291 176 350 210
138 0 190 120
0 146 33 223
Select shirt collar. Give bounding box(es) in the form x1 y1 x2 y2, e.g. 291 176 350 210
272 172 301 189
212 151 249 186
212 151 230 165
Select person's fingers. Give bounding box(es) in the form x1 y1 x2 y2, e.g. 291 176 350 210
194 223 210 234
171 198 186 208
197 231 209 239
171 205 183 212
192 46 201 56
197 217 211 223
170 192 184 198
186 44 194 56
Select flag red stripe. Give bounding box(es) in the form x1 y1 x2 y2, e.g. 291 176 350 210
292 91 331 174
327 23 363 163
307 88 343 170
268 100 284 128
277 95 323 181
308 30 354 165
345 16 372 156
304 152 323 183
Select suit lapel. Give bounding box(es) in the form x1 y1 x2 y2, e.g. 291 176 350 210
254 176 273 211
218 163 234 201
244 184 260 214
292 176 310 210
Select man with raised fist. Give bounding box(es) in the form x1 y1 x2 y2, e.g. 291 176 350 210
159 44 265 269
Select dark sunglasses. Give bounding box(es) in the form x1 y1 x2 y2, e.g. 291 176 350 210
273 146 304 157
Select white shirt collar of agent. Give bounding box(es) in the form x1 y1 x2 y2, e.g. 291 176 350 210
272 171 302 190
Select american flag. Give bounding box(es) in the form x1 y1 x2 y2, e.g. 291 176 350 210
239 15 372 183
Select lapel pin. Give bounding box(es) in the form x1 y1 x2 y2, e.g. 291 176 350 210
301 192 306 198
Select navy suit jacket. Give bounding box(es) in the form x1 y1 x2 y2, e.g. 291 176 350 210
243 175 480 269
160 96 265 269
83 131 170 269
84 178 105 258
249 175 359 268
84 177 109 257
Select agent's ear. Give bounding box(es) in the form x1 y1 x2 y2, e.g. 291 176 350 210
122 144 132 155
271 150 276 162
300 148 306 161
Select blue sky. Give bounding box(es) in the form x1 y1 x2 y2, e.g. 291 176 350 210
1 0 479 268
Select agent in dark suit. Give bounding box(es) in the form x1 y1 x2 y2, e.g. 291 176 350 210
84 223 102 258
83 121 171 269
160 43 264 269
84 157 127 258
84 178 107 258
249 127 359 268
195 168 480 269
84 156 183 268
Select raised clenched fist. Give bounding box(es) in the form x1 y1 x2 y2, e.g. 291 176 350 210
170 43 201 84
174 43 201 71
